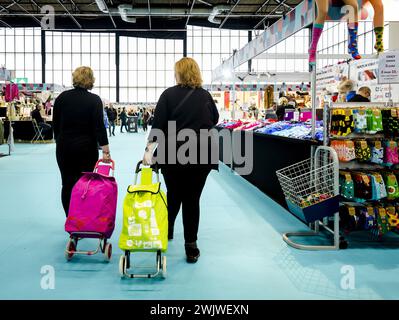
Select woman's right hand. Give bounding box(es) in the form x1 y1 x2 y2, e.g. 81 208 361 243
102 145 111 163
102 151 111 163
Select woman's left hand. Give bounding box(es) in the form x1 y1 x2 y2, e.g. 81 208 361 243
142 150 153 166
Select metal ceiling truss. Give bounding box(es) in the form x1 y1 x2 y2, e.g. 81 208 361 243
253 0 290 30
56 0 82 28
218 0 241 29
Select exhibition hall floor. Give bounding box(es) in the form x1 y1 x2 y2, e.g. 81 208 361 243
0 132 398 300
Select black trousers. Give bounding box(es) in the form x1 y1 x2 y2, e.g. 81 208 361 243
56 138 98 216
108 121 115 136
162 166 211 243
120 123 128 132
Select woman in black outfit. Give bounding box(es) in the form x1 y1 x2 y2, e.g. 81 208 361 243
143 57 219 263
53 66 110 216
119 107 128 133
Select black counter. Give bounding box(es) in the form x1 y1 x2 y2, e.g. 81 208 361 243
4 120 54 141
217 127 319 207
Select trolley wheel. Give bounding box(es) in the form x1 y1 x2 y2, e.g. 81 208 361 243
119 255 126 278
161 256 167 279
339 240 348 249
65 238 76 261
104 243 112 262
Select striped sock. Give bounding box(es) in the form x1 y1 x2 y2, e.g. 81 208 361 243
309 23 324 66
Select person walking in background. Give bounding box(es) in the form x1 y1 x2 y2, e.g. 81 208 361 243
137 108 143 131
143 57 219 263
53 66 110 216
142 108 150 132
106 104 117 137
119 107 128 133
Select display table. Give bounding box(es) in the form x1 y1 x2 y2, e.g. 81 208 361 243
217 128 320 207
4 120 54 141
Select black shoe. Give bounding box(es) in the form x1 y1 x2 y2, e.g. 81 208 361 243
185 246 200 263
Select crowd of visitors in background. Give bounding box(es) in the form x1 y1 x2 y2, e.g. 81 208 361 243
103 104 154 136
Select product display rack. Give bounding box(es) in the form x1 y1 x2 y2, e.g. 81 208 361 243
326 101 399 243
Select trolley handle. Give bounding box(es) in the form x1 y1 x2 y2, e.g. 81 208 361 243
94 159 115 176
135 160 159 174
134 161 160 184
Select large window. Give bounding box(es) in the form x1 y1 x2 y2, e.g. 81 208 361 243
0 27 42 83
187 26 249 84
45 31 116 101
251 28 310 73
119 37 183 103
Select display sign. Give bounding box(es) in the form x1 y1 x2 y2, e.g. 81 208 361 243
350 58 399 102
316 63 349 94
378 51 399 84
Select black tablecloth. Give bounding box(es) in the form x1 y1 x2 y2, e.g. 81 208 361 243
4 121 54 141
217 127 319 207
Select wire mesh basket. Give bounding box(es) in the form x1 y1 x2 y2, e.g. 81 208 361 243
276 146 340 223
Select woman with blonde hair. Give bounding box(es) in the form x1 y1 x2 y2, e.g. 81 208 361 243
143 57 219 263
53 66 110 216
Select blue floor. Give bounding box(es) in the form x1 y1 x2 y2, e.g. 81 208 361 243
0 131 399 300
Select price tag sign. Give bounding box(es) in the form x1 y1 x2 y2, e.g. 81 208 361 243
378 51 399 84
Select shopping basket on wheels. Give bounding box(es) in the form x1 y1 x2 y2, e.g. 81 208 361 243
64 159 118 261
118 161 168 279
276 146 346 250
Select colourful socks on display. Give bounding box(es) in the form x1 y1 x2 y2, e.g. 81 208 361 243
309 23 324 67
374 26 384 53
348 22 361 60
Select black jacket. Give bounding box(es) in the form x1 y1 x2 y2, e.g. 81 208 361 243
107 108 117 122
119 111 127 124
31 109 44 124
149 85 219 169
53 87 108 147
348 94 370 103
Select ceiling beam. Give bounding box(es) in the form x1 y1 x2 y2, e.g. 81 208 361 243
0 0 22 14
13 1 42 26
29 0 41 13
253 0 289 30
68 0 80 13
0 5 8 13
148 0 152 29
56 0 82 29
0 19 12 28
219 0 241 29
185 0 196 28
255 0 274 15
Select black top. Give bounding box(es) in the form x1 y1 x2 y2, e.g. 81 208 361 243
107 108 117 121
276 105 286 121
348 94 370 103
31 109 44 124
119 111 127 123
52 87 108 147
149 85 219 169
